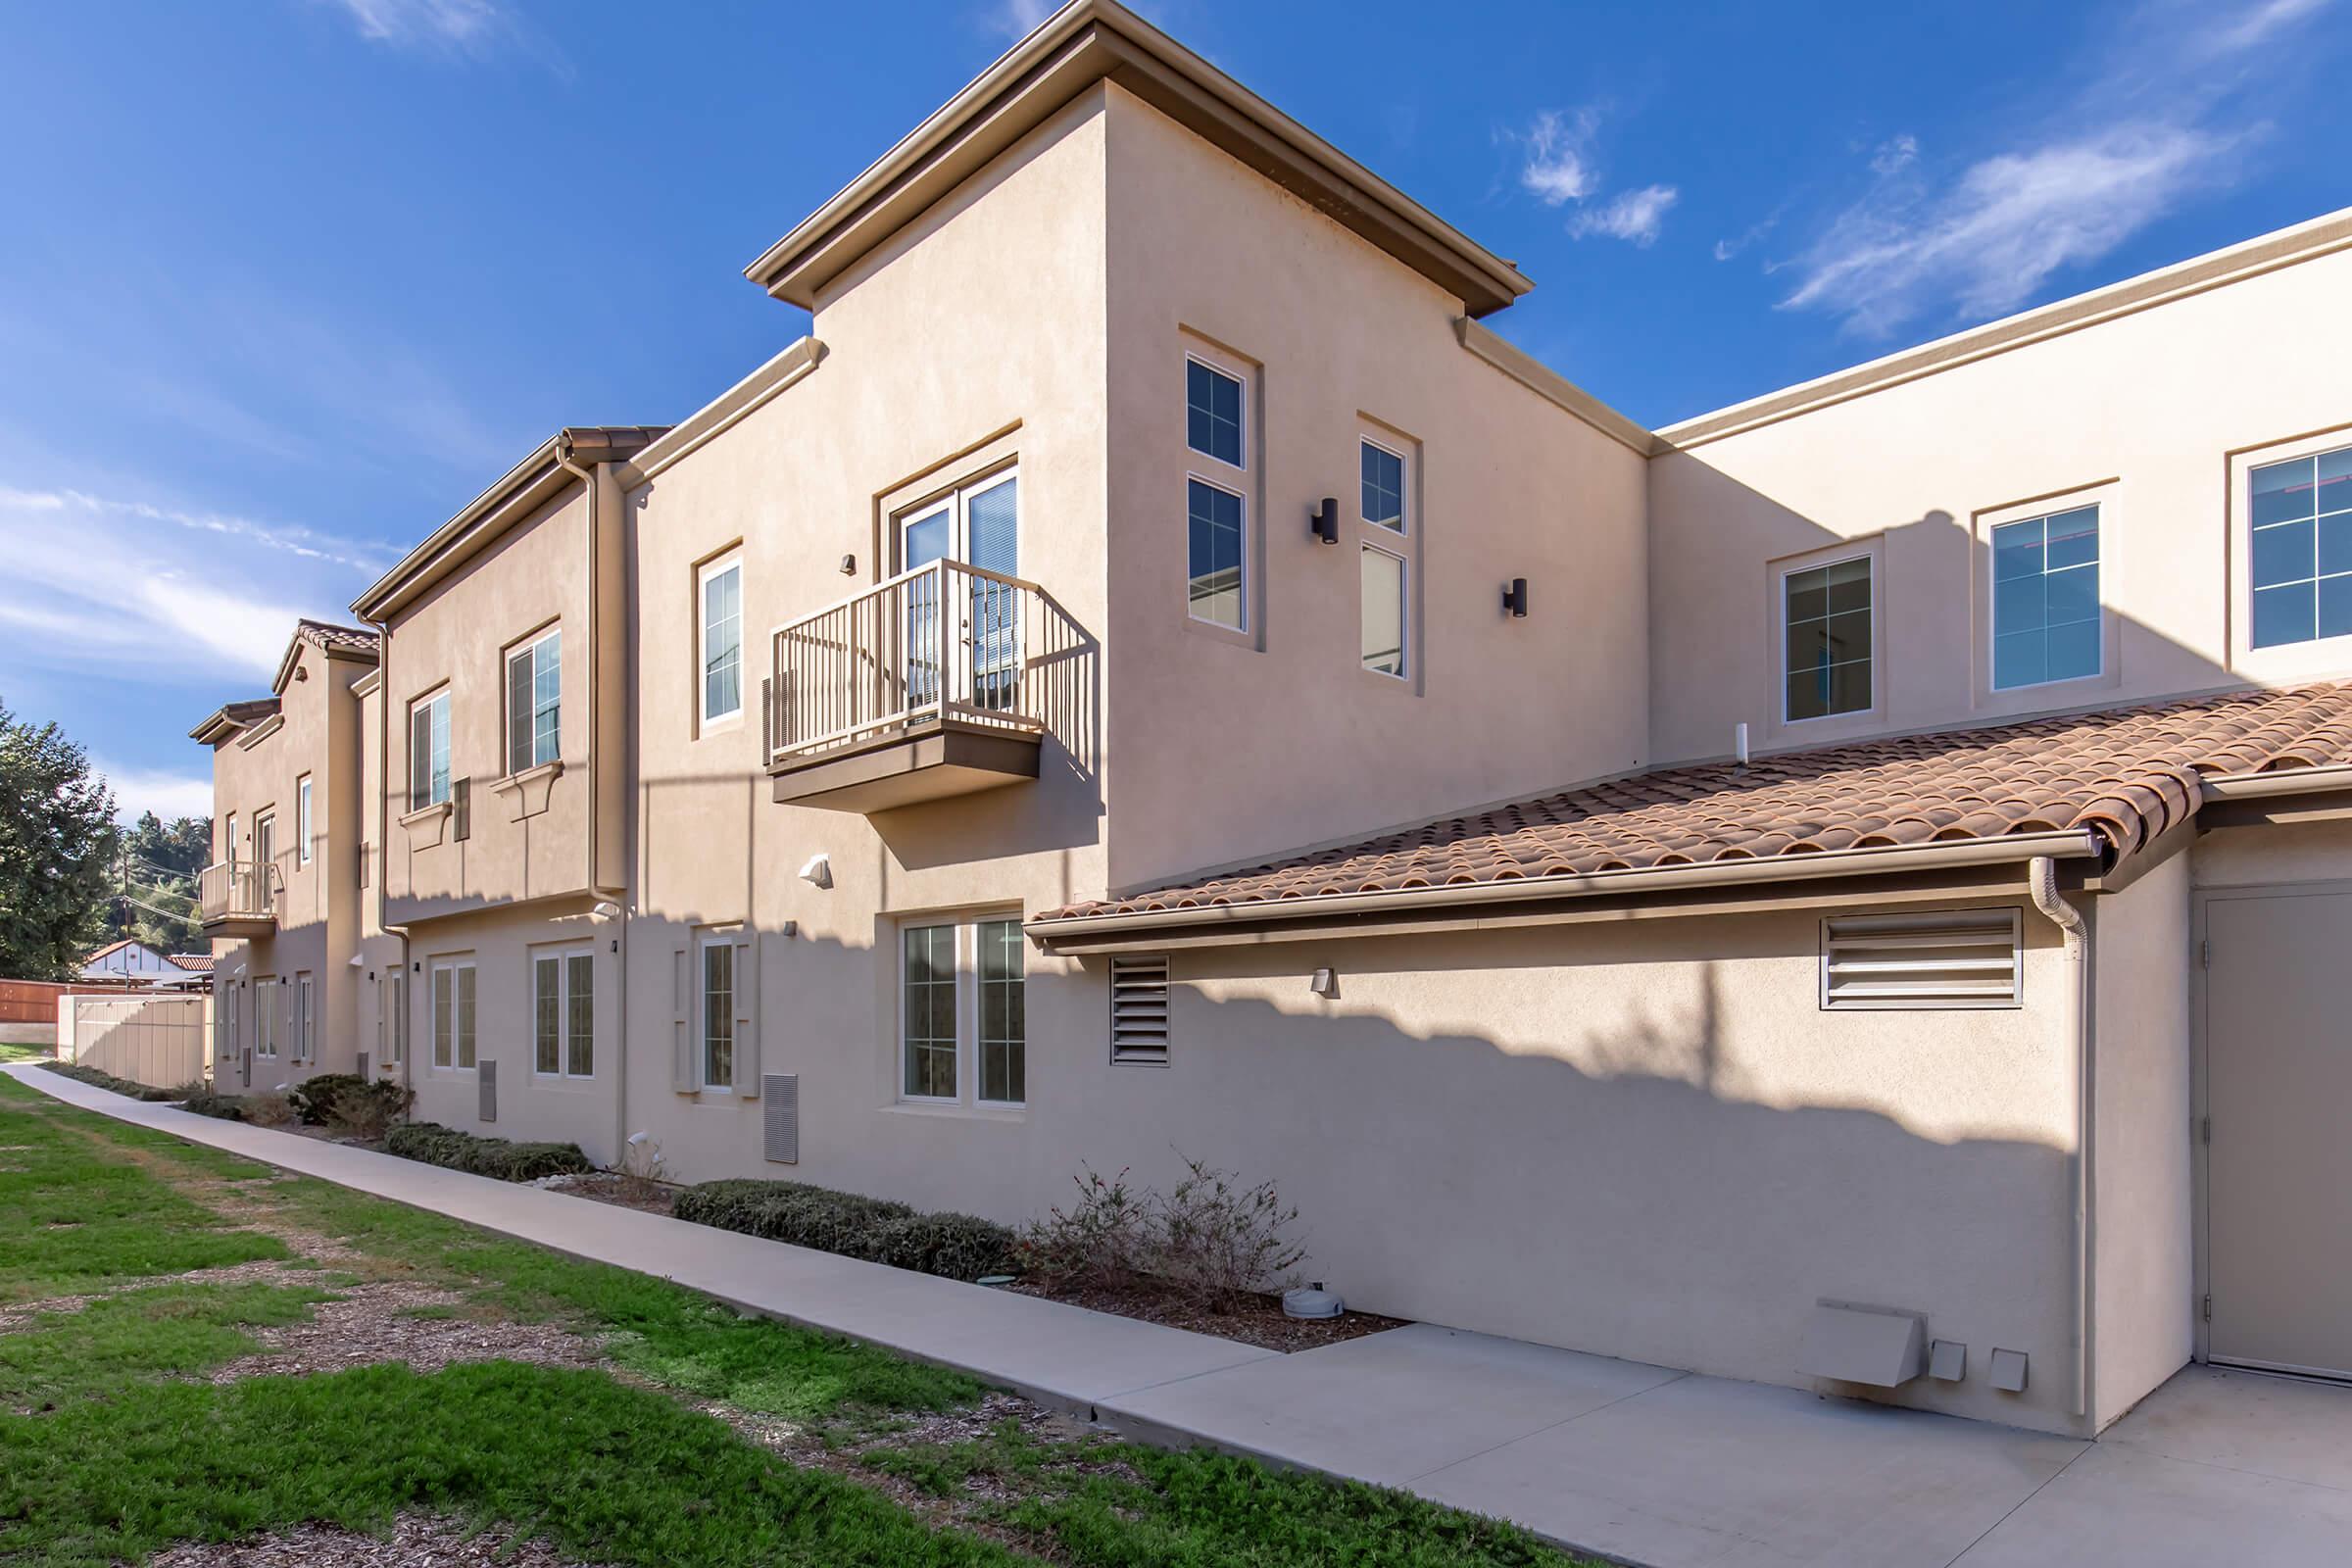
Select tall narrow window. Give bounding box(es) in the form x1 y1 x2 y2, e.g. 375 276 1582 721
700 558 744 725
2250 445 2352 649
294 974 314 1062
255 812 276 874
410 691 451 808
1783 558 1873 721
1186 359 1243 466
457 962 476 1069
296 779 312 865
978 918 1025 1105
256 979 277 1057
384 973 405 1065
1361 546 1406 677
534 955 562 1074
701 938 735 1090
431 959 475 1069
1187 478 1247 630
902 923 957 1100
223 812 237 864
566 952 594 1077
1992 506 2100 689
506 628 561 773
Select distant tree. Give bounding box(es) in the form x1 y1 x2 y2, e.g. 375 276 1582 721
122 810 211 954
0 698 120 980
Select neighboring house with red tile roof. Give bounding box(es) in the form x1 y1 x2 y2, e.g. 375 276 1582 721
180 0 2352 1446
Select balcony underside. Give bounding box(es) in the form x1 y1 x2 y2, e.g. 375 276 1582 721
769 719 1040 812
200 913 275 940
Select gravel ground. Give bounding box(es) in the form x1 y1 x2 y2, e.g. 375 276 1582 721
150 1512 603 1568
209 1279 601 1382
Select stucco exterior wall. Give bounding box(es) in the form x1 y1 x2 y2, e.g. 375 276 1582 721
1101 87 1652 892
1648 244 2352 766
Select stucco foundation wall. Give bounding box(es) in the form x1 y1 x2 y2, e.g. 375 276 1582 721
2089 853 2194 1429
404 901 618 1165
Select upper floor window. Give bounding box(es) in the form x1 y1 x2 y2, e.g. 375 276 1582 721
1783 557 1872 722
1361 546 1406 677
255 810 277 871
1187 478 1247 631
223 811 238 865
700 557 744 725
1361 440 1405 533
409 691 450 809
1186 358 1243 467
2251 445 2352 649
506 628 561 774
1992 506 2100 689
296 776 313 865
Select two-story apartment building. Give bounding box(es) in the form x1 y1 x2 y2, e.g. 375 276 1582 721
194 0 2352 1442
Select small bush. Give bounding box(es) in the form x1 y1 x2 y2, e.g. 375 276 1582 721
179 1092 250 1121
38 1062 183 1102
1014 1164 1152 1292
1016 1153 1305 1312
287 1072 370 1126
674 1179 1013 1283
242 1093 296 1128
324 1080 414 1140
385 1122 592 1182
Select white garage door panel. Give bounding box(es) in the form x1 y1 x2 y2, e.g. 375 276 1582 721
2207 892 2352 1378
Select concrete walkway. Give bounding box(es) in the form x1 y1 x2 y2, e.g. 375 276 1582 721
14 1063 2352 1566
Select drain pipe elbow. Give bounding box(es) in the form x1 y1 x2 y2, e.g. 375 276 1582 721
2029 855 2094 1427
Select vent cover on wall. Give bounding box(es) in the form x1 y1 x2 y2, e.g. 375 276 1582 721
453 778 472 842
762 1073 799 1163
1110 956 1172 1063
478 1057 497 1122
1820 907 2023 1010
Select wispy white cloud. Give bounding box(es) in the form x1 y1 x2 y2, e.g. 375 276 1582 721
0 486 391 574
92 760 217 825
1775 0 2323 335
986 0 1056 41
1569 184 1680 246
321 0 507 49
1713 210 1782 263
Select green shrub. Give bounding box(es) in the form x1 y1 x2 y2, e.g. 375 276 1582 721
385 1122 592 1182
674 1179 1013 1282
179 1092 250 1121
38 1062 182 1102
324 1079 413 1140
287 1072 370 1126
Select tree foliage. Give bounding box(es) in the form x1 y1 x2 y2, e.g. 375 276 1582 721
123 810 211 955
0 697 121 980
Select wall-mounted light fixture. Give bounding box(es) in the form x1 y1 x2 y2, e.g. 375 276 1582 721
1502 578 1530 618
592 900 622 919
1309 967 1340 999
1310 497 1339 545
840 554 857 575
799 853 832 890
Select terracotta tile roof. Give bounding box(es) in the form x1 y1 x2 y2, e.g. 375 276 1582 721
293 619 381 659
165 954 215 972
1040 682 2352 925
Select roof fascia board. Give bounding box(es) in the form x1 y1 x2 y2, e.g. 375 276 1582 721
1454 318 1658 456
746 1 1528 317
234 713 285 752
352 439 572 621
1660 206 2352 451
626 337 826 484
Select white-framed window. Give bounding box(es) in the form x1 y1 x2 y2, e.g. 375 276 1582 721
699 556 744 727
292 972 314 1062
506 627 562 774
296 776 313 865
1187 476 1248 631
255 976 278 1058
1186 356 1244 467
1782 556 1873 722
1361 438 1405 533
899 914 1025 1106
533 947 594 1078
2250 443 2352 650
409 690 451 808
430 957 476 1070
699 935 735 1091
255 810 277 874
223 811 238 864
1360 545 1407 678
382 972 405 1065
1991 505 2100 690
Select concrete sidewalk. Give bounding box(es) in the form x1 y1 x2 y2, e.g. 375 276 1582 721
14 1064 2352 1567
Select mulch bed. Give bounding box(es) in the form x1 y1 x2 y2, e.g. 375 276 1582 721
151 1512 602 1567
542 1172 678 1216
1005 1279 1406 1352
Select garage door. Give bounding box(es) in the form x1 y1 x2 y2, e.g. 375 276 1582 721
2207 890 2352 1379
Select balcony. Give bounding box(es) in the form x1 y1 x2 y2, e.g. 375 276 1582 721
198 859 278 938
767 560 1049 812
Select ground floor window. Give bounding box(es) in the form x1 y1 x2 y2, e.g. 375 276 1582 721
382 973 404 1065
255 977 277 1057
534 948 594 1078
292 973 314 1063
431 958 476 1069
700 937 734 1091
900 914 1025 1106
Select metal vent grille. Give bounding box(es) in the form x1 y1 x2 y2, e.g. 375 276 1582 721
478 1057 498 1122
762 1074 799 1163
453 777 472 842
1110 956 1172 1063
1821 907 2023 1010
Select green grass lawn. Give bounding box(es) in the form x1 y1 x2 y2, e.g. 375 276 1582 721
0 1041 54 1064
0 1073 1591 1567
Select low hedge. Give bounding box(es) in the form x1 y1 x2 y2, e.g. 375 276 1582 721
179 1092 251 1121
39 1061 188 1102
673 1178 1014 1282
288 1072 371 1126
385 1122 593 1182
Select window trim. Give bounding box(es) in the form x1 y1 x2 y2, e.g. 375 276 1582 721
697 932 737 1094
1184 352 1247 471
697 553 746 731
505 625 563 776
292 972 314 1062
428 956 477 1073
1777 550 1879 726
1988 505 2104 694
1359 541 1409 681
295 777 313 866
1360 435 1408 535
895 911 1026 1109
531 945 595 1080
1185 471 1250 634
409 689 452 810
254 974 279 1058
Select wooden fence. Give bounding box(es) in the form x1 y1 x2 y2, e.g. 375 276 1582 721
61 994 212 1088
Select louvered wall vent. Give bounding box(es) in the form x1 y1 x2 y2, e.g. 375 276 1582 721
1821 907 2023 1010
762 1074 800 1163
1110 956 1172 1063
478 1057 498 1122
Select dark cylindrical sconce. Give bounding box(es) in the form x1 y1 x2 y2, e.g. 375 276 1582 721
1310 497 1339 544
1502 577 1530 617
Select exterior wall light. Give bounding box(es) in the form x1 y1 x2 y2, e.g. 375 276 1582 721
1310 497 1340 544
799 853 832 889
1309 967 1340 998
1502 578 1530 617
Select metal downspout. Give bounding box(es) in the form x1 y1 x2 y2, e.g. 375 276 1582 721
2029 855 2093 1425
559 445 629 1167
365 612 412 1102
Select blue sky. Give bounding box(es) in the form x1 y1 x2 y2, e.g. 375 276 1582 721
3 0 2345 821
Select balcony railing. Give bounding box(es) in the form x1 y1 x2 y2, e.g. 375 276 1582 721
197 859 279 927
769 559 1048 766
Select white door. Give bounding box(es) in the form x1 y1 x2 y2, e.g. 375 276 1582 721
2206 889 2352 1379
896 472 1018 714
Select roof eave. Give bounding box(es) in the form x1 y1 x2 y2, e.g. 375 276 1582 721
745 0 1530 318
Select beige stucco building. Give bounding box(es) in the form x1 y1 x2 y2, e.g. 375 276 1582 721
194 0 2352 1442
